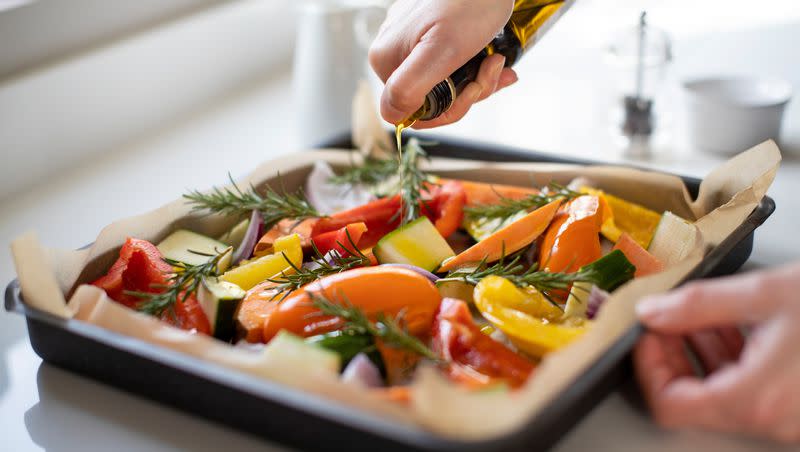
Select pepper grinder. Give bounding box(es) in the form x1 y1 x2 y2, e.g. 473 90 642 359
607 12 672 159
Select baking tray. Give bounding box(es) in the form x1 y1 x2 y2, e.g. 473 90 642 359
5 133 776 451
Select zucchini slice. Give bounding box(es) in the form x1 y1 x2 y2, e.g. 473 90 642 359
157 229 232 271
198 277 246 340
373 217 455 272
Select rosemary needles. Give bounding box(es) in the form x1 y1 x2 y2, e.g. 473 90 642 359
397 138 435 225
268 230 371 299
127 248 230 317
310 292 439 360
440 249 636 308
465 182 581 221
184 174 321 230
327 157 399 187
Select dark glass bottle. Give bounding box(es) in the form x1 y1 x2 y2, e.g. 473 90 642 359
399 0 573 127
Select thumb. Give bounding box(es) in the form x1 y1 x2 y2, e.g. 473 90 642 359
636 270 783 334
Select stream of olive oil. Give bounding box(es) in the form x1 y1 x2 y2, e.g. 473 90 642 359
395 124 405 158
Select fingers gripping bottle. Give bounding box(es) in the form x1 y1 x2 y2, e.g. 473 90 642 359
397 0 575 131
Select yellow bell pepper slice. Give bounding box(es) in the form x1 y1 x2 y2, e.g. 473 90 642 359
581 187 661 249
474 276 587 357
220 234 302 290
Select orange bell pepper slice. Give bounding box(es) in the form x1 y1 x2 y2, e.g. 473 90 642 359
262 266 441 342
539 195 603 273
438 199 562 272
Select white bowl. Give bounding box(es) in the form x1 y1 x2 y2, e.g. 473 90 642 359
683 77 792 155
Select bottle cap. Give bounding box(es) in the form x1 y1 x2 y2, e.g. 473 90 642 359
419 78 456 120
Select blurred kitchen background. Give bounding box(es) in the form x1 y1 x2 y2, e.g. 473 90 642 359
2 2 799 451
1 0 799 278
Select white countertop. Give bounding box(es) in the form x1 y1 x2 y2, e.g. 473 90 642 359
2 1 800 451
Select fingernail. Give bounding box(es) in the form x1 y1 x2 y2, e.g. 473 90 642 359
636 296 664 321
492 56 506 81
507 71 518 84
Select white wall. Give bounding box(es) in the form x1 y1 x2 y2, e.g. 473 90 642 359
0 0 296 200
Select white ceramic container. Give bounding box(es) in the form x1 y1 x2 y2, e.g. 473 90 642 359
683 77 792 155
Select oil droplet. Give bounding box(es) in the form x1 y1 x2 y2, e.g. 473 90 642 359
395 116 416 158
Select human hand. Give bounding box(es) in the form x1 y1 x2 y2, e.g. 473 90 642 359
368 0 518 128
634 263 800 443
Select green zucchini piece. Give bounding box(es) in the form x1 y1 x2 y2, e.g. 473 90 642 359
579 250 635 292
305 330 385 375
217 218 250 247
373 217 455 272
263 331 341 374
198 277 246 340
157 229 233 271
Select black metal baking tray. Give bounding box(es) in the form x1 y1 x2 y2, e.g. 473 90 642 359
5 133 776 451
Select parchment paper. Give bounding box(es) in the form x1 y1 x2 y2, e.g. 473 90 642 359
10 86 781 439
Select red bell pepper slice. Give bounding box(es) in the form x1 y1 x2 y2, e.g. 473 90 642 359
312 195 402 249
309 222 368 257
431 298 535 389
92 238 172 308
423 180 466 239
166 293 212 335
311 181 466 248
91 237 210 334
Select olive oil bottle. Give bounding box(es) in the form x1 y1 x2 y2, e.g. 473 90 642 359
397 0 574 134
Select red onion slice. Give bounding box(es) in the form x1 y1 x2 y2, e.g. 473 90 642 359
231 210 263 265
380 263 439 283
341 353 383 387
306 161 374 215
586 286 610 319
302 250 340 271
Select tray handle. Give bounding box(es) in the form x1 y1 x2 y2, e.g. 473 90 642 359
5 279 24 314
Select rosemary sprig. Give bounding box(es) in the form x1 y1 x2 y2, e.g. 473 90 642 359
397 138 435 225
509 250 635 295
268 230 371 299
183 174 321 230
310 292 439 361
126 248 229 317
464 182 581 221
439 250 635 309
437 248 527 286
328 157 399 186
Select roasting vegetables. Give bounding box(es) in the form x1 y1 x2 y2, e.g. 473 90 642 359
305 330 384 371
374 217 455 271
438 199 562 272
261 266 441 342
89 142 690 394
220 233 302 290
648 211 699 265
474 276 587 357
157 229 233 270
263 331 341 375
432 298 535 388
198 277 246 340
91 238 212 334
581 187 662 248
539 195 603 273
612 233 664 277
